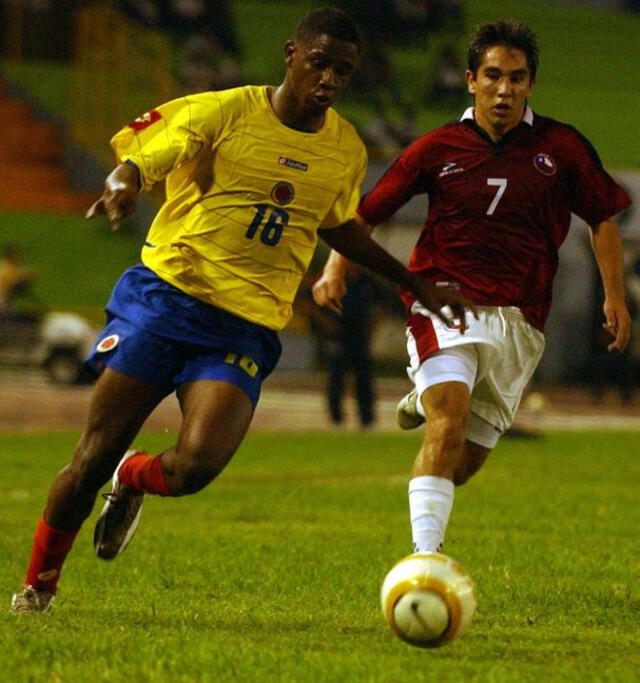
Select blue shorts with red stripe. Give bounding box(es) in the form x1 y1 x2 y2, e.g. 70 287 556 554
85 265 282 406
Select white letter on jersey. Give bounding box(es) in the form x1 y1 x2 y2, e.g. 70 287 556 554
486 178 507 215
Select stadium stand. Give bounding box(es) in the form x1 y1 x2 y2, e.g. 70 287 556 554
0 82 94 213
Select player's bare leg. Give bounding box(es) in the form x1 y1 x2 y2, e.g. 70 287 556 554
12 369 165 611
454 441 492 486
48 369 166 529
95 379 254 559
408 382 470 553
161 379 255 494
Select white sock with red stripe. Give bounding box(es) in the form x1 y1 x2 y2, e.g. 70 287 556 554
408 475 454 553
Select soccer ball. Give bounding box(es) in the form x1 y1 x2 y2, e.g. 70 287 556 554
380 552 477 648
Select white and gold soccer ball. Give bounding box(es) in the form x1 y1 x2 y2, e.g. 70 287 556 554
380 552 477 648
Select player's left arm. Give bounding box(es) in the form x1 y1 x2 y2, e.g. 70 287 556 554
319 219 477 331
589 217 631 352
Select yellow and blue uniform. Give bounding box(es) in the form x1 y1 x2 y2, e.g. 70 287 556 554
113 85 367 330
86 86 367 403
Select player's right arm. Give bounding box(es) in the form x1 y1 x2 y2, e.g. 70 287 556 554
86 161 140 231
86 93 224 230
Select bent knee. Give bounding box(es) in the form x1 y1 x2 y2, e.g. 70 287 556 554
170 446 229 496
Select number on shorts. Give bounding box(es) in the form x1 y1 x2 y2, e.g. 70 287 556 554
225 352 259 378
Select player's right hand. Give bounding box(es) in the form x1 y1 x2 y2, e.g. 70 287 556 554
312 270 347 315
86 163 139 231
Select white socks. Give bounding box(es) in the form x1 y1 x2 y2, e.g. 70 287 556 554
408 475 454 553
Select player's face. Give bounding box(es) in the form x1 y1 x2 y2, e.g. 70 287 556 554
466 46 534 140
285 35 358 118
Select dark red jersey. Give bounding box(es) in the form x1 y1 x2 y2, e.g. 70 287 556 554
358 108 631 331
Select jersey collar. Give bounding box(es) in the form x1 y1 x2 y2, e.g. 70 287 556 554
460 105 534 125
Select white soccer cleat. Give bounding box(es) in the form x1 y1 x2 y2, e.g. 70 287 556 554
396 389 425 430
94 449 145 560
11 585 55 613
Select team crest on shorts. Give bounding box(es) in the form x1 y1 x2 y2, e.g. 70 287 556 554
96 334 119 353
533 153 557 176
271 181 295 206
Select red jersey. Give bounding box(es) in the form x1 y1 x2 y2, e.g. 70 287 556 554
358 107 631 331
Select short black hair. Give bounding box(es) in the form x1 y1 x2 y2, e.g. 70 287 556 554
293 7 360 48
467 21 539 80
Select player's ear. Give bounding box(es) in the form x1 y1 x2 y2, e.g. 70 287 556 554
527 77 536 95
465 70 477 95
284 40 296 67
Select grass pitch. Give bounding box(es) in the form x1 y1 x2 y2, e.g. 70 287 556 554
1 430 639 682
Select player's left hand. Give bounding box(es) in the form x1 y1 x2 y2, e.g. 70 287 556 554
413 279 478 334
602 298 631 352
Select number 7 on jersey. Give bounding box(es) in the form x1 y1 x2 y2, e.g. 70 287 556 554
486 178 507 215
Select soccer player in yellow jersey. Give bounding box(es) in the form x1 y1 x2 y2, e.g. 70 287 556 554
11 7 473 612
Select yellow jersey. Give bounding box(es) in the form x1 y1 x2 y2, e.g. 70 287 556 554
110 85 367 330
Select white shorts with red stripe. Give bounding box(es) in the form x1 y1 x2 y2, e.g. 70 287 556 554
406 304 545 447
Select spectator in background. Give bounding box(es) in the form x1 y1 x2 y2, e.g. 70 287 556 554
349 36 418 153
0 244 37 315
425 44 467 108
119 0 244 92
331 0 418 153
118 0 162 27
621 0 640 14
163 0 244 92
309 266 380 429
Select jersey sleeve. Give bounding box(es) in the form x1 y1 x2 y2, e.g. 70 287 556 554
110 93 224 191
565 128 631 225
319 140 368 229
357 137 428 226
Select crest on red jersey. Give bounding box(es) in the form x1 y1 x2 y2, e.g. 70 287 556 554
271 181 295 206
533 153 557 176
128 109 162 131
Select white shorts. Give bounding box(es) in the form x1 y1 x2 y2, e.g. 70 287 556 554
406 305 545 448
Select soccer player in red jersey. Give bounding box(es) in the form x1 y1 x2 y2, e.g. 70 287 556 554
314 21 631 556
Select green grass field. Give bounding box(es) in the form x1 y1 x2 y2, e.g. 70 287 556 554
0 210 140 321
1 430 639 681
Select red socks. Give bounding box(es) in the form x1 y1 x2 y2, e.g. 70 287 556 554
118 453 172 496
24 516 79 594
22 455 170 595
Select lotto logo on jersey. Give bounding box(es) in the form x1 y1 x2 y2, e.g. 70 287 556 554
533 153 557 176
128 109 162 131
278 156 308 172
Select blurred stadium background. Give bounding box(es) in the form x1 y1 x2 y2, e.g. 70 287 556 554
0 0 639 430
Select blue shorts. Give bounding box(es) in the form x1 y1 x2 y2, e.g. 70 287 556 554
85 265 282 406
